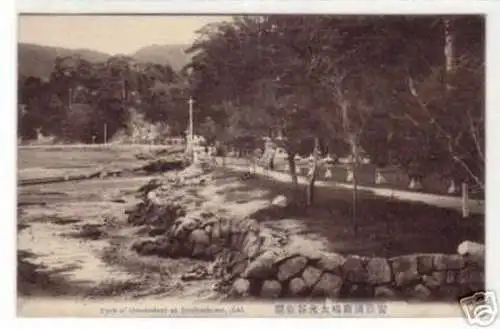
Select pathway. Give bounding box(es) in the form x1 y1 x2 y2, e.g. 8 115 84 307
223 161 485 215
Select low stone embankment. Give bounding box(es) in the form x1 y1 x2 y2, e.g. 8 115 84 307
127 169 484 301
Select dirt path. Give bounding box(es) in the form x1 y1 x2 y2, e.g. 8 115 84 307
224 162 484 215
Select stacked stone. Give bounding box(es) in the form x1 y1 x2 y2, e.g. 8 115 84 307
127 194 484 301
228 250 484 301
229 248 345 299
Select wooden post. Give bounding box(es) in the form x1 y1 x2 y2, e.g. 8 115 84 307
462 182 469 218
104 123 107 145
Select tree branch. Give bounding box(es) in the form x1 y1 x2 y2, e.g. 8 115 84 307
408 75 484 189
466 107 485 162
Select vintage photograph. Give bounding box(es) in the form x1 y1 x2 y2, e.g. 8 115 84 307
17 14 486 318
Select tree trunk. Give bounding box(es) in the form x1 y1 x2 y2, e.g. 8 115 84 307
287 153 298 188
306 138 320 207
444 17 457 81
350 135 359 237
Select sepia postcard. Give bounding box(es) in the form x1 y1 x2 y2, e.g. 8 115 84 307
15 10 491 323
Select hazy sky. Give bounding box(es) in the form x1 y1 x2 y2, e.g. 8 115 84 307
18 15 230 54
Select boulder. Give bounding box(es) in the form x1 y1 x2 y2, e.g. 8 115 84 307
374 286 397 299
230 278 251 297
316 253 345 273
457 266 484 286
446 271 456 284
391 255 420 286
211 221 222 241
348 284 373 299
422 271 446 289
173 217 200 238
230 259 249 278
302 266 323 288
188 229 210 257
342 256 367 283
277 256 308 282
219 218 232 241
241 233 263 259
271 195 288 208
311 273 343 298
457 241 485 266
417 255 435 274
434 254 465 271
410 284 432 301
242 250 279 279
366 258 392 285
288 277 308 297
261 280 282 298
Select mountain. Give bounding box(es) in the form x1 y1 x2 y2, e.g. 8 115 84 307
132 44 191 72
18 43 111 79
18 43 192 80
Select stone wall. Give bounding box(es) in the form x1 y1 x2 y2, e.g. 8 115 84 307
130 203 484 301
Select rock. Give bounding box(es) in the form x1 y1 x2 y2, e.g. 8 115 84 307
366 258 392 284
374 286 397 299
277 256 308 282
230 278 251 297
231 232 241 250
348 284 374 299
446 271 456 284
230 260 249 278
242 250 279 279
457 240 485 257
288 277 308 297
457 241 485 266
411 284 432 301
189 229 210 257
311 273 343 298
204 224 213 236
342 256 367 283
168 239 181 257
211 221 221 241
422 271 446 289
316 253 345 273
457 266 484 286
155 239 172 257
271 195 288 208
219 218 232 241
236 232 249 250
261 280 282 298
434 254 465 270
302 266 323 288
391 255 419 286
205 244 222 258
173 217 200 238
241 233 263 259
285 243 323 261
237 218 260 233
228 251 247 267
417 255 435 274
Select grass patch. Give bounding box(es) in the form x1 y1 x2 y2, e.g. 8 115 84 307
217 168 484 258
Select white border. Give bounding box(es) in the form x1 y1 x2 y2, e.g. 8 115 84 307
3 1 500 329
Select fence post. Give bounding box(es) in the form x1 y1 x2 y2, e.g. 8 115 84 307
462 182 470 218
